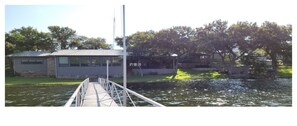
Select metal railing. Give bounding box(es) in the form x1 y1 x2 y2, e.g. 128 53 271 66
98 78 165 107
65 78 89 107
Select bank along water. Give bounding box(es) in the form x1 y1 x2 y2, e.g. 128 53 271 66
5 79 292 106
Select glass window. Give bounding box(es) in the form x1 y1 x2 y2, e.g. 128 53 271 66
99 57 111 66
91 57 101 66
21 60 29 64
59 57 68 64
58 57 69 67
21 59 43 64
80 57 90 67
111 57 122 66
70 57 79 66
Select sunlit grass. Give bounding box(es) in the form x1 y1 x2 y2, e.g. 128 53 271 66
277 66 292 78
111 69 226 83
166 69 191 80
111 74 170 83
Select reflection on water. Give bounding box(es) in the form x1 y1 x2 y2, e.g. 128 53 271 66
128 79 292 106
5 84 77 106
5 79 292 106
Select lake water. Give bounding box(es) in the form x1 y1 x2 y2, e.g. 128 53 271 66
5 84 77 106
5 79 292 106
128 79 292 106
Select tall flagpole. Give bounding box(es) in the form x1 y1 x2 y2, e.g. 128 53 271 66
122 5 127 106
112 9 116 50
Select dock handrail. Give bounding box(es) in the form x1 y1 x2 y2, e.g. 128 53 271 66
65 78 89 107
99 78 165 107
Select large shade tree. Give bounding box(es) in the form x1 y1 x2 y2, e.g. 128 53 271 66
196 20 230 68
5 26 54 54
81 37 110 49
255 22 292 72
48 26 76 49
226 21 260 73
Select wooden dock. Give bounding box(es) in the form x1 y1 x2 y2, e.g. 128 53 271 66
82 82 118 107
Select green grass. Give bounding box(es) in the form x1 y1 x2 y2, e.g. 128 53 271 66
277 66 292 78
5 76 82 85
111 74 170 83
5 69 227 85
5 66 291 85
110 69 226 83
165 69 225 80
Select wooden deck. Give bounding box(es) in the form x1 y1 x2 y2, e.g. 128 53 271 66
82 82 118 107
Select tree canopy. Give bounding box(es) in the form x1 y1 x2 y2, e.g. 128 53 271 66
115 20 292 74
5 26 111 54
5 27 54 55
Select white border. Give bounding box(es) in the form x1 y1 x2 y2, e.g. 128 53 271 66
1 0 296 126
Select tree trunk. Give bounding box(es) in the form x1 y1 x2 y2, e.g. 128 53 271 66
271 54 278 71
218 53 227 72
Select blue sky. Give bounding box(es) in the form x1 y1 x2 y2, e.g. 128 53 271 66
4 0 294 47
5 5 78 32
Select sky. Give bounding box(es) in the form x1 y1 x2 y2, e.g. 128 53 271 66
1 0 297 126
4 0 294 49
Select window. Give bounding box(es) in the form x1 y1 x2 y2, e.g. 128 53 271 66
111 57 122 66
59 57 69 67
80 57 90 66
70 57 79 66
101 57 109 66
91 57 101 66
21 59 43 64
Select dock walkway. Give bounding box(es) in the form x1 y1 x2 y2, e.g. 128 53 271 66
82 82 118 107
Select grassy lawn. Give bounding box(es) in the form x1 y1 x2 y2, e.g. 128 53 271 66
111 69 226 83
6 66 290 85
5 76 82 85
277 66 292 78
111 74 170 83
166 69 226 80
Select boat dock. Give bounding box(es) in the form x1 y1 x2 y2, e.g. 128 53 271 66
64 78 165 107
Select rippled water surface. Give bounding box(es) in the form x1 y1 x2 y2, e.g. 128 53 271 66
5 84 77 106
128 79 292 106
5 79 292 106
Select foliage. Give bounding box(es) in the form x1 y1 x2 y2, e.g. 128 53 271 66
255 22 292 72
81 37 110 49
5 27 54 54
5 26 111 55
48 26 76 49
115 20 291 78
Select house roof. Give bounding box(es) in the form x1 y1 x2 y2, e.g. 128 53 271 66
50 49 123 56
7 51 51 57
7 50 124 57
